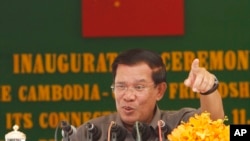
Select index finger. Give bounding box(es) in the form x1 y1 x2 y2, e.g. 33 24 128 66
191 58 200 73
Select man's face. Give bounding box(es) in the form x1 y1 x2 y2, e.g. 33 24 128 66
114 63 161 126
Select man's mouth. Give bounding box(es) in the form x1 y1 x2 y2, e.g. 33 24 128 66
122 106 135 113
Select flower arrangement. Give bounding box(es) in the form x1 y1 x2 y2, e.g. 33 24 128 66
167 112 229 141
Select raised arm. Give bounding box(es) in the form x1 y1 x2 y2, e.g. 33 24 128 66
184 58 224 120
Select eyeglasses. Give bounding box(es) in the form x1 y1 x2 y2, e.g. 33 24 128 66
110 82 156 94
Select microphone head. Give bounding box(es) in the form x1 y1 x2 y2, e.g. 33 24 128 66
110 122 127 141
85 122 102 140
60 121 77 139
61 125 77 137
156 120 171 137
61 121 71 133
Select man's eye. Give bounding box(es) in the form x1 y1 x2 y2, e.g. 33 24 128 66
134 85 145 91
116 85 126 90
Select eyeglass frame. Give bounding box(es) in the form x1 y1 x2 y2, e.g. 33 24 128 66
110 82 157 94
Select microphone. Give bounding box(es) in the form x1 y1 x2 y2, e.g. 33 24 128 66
61 121 77 141
132 121 153 141
110 122 127 141
85 122 101 141
156 120 171 141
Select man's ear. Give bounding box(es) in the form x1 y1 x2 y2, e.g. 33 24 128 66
156 82 167 101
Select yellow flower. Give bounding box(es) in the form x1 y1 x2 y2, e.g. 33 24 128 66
168 112 229 141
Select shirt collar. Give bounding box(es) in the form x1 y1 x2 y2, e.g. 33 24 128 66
149 105 161 129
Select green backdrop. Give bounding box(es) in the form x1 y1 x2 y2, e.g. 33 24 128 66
0 0 249 141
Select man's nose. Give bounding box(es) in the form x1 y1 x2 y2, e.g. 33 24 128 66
123 87 136 100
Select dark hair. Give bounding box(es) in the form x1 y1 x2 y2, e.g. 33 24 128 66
111 49 166 84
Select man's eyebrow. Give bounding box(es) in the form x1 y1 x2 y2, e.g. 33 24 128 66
136 79 147 82
114 81 126 84
115 80 147 84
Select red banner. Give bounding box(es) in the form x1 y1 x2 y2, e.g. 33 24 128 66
82 0 184 37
